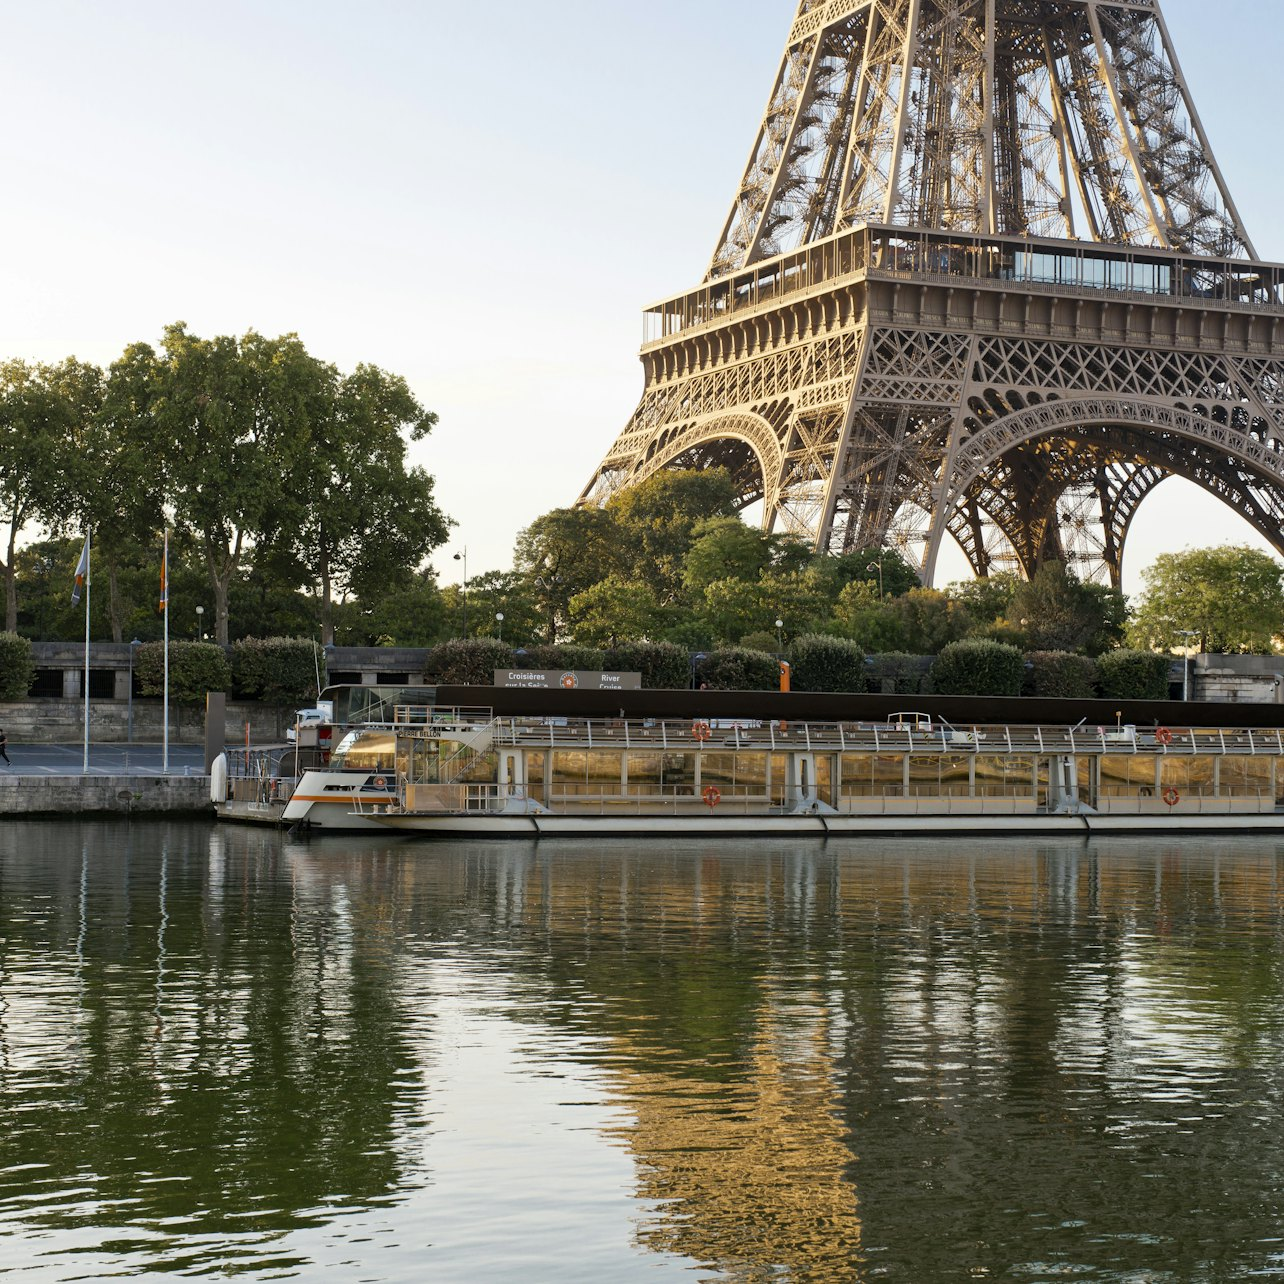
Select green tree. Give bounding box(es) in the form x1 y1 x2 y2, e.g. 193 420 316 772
514 506 625 642
464 569 543 645
90 349 165 640
947 572 1021 630
1128 545 1284 654
831 582 909 652
0 359 100 632
682 517 774 595
568 575 664 647
147 324 325 645
293 363 450 645
890 587 973 654
1005 561 1123 654
819 546 922 599
606 469 740 602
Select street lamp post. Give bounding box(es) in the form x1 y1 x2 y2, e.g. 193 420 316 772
495 611 504 642
127 637 141 745
866 553 884 598
1175 628 1199 701
453 548 468 637
195 605 205 641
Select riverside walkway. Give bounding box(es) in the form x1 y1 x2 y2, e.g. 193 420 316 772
0 743 206 777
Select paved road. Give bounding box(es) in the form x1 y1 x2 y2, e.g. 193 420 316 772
0 743 207 777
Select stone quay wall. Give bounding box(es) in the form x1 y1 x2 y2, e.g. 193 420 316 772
0 774 214 817
0 700 297 745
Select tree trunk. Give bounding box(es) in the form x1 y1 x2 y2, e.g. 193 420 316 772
3 520 18 633
205 532 241 646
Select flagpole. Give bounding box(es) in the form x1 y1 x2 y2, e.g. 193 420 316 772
82 529 91 773
162 529 170 775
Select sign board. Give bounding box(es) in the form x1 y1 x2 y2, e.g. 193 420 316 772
493 669 643 691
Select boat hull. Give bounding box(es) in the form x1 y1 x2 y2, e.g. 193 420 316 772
362 810 1284 838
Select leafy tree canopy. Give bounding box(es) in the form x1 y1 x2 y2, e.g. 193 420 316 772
1128 545 1284 654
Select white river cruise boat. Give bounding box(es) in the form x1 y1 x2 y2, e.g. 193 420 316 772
244 702 1284 837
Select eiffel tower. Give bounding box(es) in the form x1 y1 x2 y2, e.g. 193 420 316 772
581 0 1284 587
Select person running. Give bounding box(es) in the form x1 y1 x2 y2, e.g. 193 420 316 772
0 728 9 767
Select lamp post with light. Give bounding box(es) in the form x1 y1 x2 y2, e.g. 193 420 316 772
495 611 505 642
195 605 204 641
453 548 468 637
866 553 884 598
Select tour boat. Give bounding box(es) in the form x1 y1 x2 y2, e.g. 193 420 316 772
266 707 1284 837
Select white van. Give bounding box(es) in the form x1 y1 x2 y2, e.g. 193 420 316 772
286 703 334 743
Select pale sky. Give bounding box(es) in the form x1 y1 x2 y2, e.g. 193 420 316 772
2 1 1282 601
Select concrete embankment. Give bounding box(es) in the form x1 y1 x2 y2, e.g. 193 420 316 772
0 774 213 818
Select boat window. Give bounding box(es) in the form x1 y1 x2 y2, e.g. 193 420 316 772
1160 756 1217 798
698 752 768 797
550 750 622 797
329 731 395 772
1099 755 1155 797
625 753 662 796
1220 756 1276 798
974 755 1034 798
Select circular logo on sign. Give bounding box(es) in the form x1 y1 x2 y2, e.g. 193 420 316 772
560 672 579 689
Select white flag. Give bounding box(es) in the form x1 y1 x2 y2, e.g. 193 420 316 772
71 535 90 606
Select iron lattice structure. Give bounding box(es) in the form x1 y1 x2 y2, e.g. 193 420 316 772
582 0 1284 586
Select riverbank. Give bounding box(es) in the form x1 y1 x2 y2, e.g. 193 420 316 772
0 774 212 817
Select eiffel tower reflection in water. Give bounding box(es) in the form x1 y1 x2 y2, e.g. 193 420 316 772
583 0 1284 587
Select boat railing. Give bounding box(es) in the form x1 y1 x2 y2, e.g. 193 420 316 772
485 718 1284 756
393 705 495 726
226 775 299 806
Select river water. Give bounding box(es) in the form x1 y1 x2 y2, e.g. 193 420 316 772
1 821 1283 1282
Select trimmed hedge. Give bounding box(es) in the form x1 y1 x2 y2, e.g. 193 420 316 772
1096 648 1171 701
604 641 690 690
231 637 323 704
424 638 515 685
135 641 233 702
696 647 780 691
1024 650 1098 700
931 639 1024 696
788 633 866 693
0 631 35 701
517 644 606 672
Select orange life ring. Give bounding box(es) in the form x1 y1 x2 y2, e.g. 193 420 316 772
702 784 721 808
1163 787 1180 807
1155 727 1174 746
692 720 711 742
373 775 388 789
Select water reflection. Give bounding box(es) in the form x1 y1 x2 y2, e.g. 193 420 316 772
0 822 1283 1280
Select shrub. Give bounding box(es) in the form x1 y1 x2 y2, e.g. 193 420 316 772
0 631 34 700
1024 650 1098 700
1096 648 1171 701
864 651 930 695
603 641 690 689
517 644 605 673
425 638 515 685
231 637 323 704
135 641 233 702
788 633 866 692
696 647 780 691
738 629 781 656
931 639 1024 696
